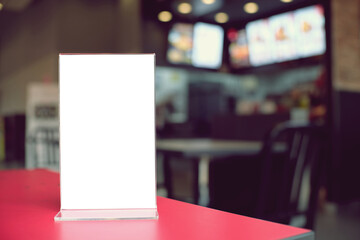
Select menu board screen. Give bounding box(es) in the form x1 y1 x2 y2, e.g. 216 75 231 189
167 23 193 65
269 12 297 62
246 19 274 66
294 5 326 58
244 4 326 67
167 22 224 69
229 29 250 68
192 22 224 69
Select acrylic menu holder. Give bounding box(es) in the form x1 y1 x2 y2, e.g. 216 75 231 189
55 54 158 221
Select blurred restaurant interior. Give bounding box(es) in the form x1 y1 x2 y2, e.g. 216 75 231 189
0 0 360 238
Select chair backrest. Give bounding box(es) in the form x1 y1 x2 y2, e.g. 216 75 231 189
256 121 325 229
28 127 59 170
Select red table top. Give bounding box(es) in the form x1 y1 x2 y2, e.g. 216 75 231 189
0 169 313 240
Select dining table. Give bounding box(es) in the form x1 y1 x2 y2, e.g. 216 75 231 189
0 169 314 240
156 138 286 205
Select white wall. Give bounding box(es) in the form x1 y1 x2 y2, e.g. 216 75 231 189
0 0 142 115
0 54 58 115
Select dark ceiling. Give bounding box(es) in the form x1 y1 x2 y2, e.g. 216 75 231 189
142 0 325 25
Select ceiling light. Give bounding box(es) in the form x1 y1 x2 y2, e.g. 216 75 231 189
158 11 172 22
280 0 293 2
202 0 216 5
215 12 229 24
244 2 259 14
178 3 192 14
0 3 3 11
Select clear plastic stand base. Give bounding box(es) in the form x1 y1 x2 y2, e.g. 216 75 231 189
54 208 158 221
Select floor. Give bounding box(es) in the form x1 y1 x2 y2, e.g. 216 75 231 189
315 202 360 240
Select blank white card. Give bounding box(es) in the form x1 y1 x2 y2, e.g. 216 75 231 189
59 54 156 210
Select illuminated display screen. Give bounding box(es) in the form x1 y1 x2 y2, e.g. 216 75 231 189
168 5 326 70
243 4 325 68
228 29 250 68
192 22 224 69
167 22 224 69
167 23 193 65
246 19 274 66
269 12 297 62
294 5 326 58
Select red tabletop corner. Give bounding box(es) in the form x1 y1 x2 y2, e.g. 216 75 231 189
0 169 313 240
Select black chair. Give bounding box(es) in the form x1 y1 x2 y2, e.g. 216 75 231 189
255 121 326 229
